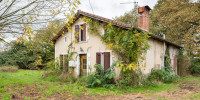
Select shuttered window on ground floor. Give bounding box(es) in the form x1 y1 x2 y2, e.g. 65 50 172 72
96 52 110 70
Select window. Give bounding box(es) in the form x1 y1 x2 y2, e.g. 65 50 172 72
75 24 86 42
60 54 68 72
80 24 86 41
83 59 87 69
64 37 67 42
96 52 110 70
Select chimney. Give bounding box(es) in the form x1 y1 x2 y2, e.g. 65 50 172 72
138 5 151 31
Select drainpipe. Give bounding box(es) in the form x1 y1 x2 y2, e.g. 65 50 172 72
162 34 166 69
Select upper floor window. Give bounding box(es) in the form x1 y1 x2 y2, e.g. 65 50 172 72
64 37 67 43
75 23 86 42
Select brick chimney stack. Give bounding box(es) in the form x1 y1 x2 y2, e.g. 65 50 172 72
138 5 151 31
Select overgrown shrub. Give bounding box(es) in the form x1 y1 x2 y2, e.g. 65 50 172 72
119 70 156 87
0 66 18 72
119 71 132 86
45 59 61 74
190 58 200 75
177 50 191 76
85 63 116 88
43 59 61 78
148 67 179 83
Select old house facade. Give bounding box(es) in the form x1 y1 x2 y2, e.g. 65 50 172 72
51 6 182 78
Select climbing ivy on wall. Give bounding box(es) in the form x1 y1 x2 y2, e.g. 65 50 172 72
164 45 171 69
83 17 150 71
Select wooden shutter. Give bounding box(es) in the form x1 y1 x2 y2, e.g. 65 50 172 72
96 52 101 64
173 56 177 73
60 55 63 68
82 24 86 41
104 52 110 70
75 25 79 42
63 55 68 72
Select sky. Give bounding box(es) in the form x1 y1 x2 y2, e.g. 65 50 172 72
1 0 158 49
78 0 158 19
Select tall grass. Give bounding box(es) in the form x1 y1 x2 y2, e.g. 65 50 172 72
0 66 18 72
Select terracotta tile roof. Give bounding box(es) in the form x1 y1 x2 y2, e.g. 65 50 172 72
51 10 183 48
51 10 131 43
77 10 132 28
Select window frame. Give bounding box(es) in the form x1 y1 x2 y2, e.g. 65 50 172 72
64 36 67 43
79 23 87 42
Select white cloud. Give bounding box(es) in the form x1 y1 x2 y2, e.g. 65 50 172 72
78 0 158 19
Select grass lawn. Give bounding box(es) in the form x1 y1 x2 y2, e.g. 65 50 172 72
0 70 200 100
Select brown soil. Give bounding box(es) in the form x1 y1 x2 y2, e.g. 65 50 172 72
4 79 200 100
96 80 200 100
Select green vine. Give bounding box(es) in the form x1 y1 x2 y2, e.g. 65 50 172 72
164 45 171 69
83 17 150 71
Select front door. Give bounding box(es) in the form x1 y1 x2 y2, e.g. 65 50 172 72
80 54 87 76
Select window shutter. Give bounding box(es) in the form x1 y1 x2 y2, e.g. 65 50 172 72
75 25 79 42
63 55 68 72
104 52 110 70
82 24 86 41
96 52 101 64
173 56 177 72
60 55 63 68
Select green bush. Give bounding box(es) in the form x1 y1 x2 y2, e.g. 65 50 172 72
119 70 157 87
45 59 61 74
148 67 179 83
85 63 116 88
190 58 200 75
119 71 132 86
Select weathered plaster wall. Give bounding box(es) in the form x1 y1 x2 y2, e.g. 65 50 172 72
142 38 179 74
142 38 165 74
55 18 180 77
55 18 119 78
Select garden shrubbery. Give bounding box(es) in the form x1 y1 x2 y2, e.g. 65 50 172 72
118 67 179 87
148 67 179 83
85 64 116 88
43 59 179 88
83 64 179 88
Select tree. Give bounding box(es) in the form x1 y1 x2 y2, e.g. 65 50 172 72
25 20 64 68
0 20 64 69
0 0 80 41
151 0 200 55
114 4 139 27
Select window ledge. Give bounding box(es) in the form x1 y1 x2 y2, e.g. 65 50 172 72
79 41 88 43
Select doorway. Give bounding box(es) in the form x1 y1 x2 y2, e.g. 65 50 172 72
80 54 87 76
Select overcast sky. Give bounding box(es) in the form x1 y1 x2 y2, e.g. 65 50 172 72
78 0 158 19
3 0 158 43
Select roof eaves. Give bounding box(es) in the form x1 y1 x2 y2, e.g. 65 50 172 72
130 26 183 48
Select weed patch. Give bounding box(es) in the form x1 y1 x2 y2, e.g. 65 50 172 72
193 93 200 98
0 66 18 72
